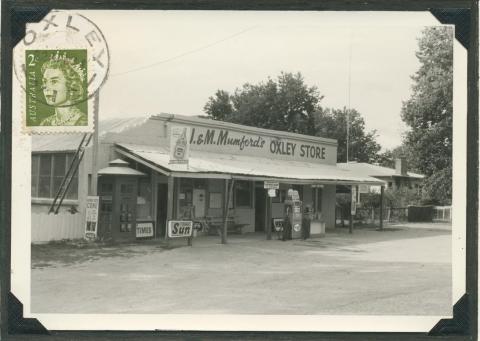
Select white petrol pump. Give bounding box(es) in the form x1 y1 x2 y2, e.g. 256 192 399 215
283 189 303 239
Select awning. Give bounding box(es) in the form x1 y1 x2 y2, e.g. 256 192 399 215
98 159 147 176
115 143 385 186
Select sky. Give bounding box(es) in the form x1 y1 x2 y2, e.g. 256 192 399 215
78 10 446 151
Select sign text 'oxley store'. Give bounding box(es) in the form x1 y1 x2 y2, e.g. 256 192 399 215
189 128 328 161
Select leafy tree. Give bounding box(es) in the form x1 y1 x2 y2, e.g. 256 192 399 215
401 26 453 205
314 108 381 163
204 72 320 135
203 90 233 121
205 72 381 163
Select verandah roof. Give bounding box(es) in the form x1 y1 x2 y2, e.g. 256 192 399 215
115 143 385 186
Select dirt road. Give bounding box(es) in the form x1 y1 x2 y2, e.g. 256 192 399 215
31 223 452 315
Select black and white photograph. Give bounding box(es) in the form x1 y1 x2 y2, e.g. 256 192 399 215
4 7 474 335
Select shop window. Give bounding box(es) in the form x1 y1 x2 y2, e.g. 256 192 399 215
179 178 193 218
100 183 113 193
31 153 78 200
137 178 152 220
209 192 222 209
234 181 252 208
121 184 134 194
272 189 286 203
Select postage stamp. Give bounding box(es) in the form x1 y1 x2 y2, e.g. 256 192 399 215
25 49 88 127
13 10 110 134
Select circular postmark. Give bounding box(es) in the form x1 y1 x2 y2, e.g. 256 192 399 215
14 10 110 103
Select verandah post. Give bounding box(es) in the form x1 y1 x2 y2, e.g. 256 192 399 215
266 194 272 240
379 185 384 230
349 185 354 234
165 176 174 247
222 178 235 244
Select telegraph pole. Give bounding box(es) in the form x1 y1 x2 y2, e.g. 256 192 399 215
91 91 100 195
346 31 353 163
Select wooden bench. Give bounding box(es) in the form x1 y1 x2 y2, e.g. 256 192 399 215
204 216 246 235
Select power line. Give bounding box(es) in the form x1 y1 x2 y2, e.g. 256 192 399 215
111 26 258 77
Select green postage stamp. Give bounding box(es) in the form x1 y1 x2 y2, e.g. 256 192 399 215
25 49 89 130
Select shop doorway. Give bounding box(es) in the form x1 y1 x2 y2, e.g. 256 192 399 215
156 183 168 237
255 187 266 232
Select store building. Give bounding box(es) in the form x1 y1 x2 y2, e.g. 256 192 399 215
31 114 384 243
337 160 424 191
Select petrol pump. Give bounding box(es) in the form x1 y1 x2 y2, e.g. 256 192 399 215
283 189 303 239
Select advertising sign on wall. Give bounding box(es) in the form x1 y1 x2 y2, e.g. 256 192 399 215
168 220 193 238
85 196 99 240
136 222 154 238
170 126 190 164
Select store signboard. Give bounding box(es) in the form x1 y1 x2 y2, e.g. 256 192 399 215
84 196 99 240
264 181 279 190
183 125 336 165
168 220 193 238
136 222 154 238
169 126 190 164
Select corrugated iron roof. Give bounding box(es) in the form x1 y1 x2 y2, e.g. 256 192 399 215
116 143 385 185
32 116 149 152
337 162 424 179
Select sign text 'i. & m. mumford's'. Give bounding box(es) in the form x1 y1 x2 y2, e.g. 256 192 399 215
189 128 327 160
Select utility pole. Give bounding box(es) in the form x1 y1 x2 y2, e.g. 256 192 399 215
91 91 100 195
346 31 353 163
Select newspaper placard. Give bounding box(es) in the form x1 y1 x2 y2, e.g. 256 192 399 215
168 220 193 238
136 222 154 238
85 196 99 240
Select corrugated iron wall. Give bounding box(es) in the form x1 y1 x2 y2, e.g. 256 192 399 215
31 209 84 242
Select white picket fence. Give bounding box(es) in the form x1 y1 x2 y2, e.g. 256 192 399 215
432 206 452 222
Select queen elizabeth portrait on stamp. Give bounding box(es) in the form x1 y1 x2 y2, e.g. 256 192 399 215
26 49 88 127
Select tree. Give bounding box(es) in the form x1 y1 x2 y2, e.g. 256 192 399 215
204 72 381 163
203 90 233 121
314 108 381 163
204 72 320 135
401 27 453 205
